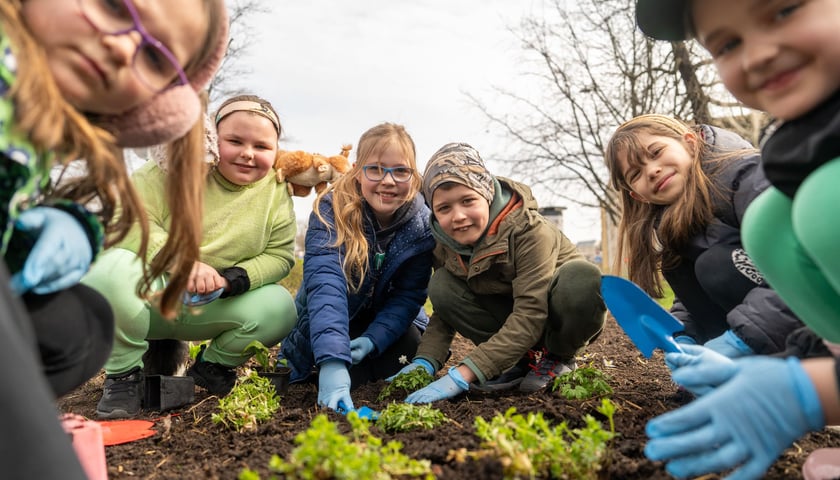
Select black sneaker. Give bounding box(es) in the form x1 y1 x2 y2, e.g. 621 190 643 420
187 347 236 396
473 357 530 392
519 352 576 393
96 367 144 419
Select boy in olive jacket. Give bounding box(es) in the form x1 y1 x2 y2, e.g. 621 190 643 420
396 142 606 404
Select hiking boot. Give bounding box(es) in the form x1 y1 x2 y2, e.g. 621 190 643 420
187 347 236 396
96 367 144 419
520 352 576 393
473 357 530 392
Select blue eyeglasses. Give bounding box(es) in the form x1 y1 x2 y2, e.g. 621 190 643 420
77 0 189 93
362 165 414 183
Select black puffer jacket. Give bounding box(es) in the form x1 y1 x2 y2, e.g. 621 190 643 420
664 125 804 354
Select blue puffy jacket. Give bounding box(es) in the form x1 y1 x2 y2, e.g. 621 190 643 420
281 194 434 382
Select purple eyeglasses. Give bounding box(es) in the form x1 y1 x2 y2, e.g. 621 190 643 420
77 0 189 92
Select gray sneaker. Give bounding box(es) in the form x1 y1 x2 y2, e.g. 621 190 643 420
96 367 144 419
519 354 576 393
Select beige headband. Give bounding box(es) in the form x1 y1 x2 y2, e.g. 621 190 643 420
215 100 281 133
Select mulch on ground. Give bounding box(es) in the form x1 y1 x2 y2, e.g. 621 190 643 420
58 317 839 479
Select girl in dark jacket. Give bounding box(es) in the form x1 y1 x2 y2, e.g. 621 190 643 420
604 114 806 358
280 123 434 412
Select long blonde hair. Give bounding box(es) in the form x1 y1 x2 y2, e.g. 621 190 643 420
313 123 420 292
604 114 752 297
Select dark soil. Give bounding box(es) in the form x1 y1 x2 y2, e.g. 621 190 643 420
58 317 840 479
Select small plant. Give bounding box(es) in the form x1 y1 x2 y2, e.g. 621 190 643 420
239 412 434 479
377 402 448 433
212 371 280 432
551 363 613 400
188 341 206 361
244 340 280 372
463 399 616 480
378 367 434 401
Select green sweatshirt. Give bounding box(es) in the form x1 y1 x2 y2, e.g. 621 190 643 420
121 162 296 289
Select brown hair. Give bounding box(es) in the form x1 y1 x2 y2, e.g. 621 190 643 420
604 114 753 297
313 122 420 292
138 0 228 318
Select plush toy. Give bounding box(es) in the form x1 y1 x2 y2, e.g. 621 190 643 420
275 144 353 197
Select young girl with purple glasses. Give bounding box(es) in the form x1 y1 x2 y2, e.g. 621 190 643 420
0 1 226 475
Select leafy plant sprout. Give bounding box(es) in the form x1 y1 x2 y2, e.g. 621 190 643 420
378 367 434 401
462 399 617 480
244 340 282 372
212 371 280 432
377 403 449 433
238 412 434 479
551 362 613 400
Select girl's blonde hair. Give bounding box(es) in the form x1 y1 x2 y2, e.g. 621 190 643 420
604 114 752 297
5 0 227 318
313 122 420 292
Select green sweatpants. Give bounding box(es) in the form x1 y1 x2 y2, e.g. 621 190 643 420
82 248 297 375
742 157 840 343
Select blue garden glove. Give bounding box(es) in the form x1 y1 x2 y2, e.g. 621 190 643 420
405 366 469 404
10 207 92 295
665 344 738 396
183 287 225 306
674 335 697 346
317 360 354 412
349 337 374 365
704 330 754 358
385 358 435 382
646 356 824 480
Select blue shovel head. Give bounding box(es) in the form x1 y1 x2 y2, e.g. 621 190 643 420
337 400 379 421
600 275 685 358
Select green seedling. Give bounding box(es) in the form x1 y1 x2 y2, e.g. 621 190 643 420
188 341 206 361
239 412 434 480
463 399 616 480
212 371 280 432
378 367 434 401
377 402 448 433
244 340 281 372
551 363 613 400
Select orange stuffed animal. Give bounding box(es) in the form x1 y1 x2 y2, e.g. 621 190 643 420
274 145 352 197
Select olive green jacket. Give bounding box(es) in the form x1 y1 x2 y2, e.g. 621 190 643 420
416 177 582 382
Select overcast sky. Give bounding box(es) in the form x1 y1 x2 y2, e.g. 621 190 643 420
228 1 602 243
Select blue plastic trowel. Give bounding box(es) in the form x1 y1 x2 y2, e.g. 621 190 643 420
600 275 685 358
337 400 379 421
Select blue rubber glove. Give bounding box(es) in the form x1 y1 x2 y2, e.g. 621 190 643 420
183 287 225 306
385 358 435 382
349 337 374 365
10 207 92 295
405 366 469 404
704 330 754 358
674 335 697 346
317 360 354 411
664 344 738 396
646 356 824 480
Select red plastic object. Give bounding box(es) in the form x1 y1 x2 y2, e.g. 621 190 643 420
98 419 157 446
61 414 107 480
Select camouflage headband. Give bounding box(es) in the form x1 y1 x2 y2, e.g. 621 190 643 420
422 142 494 205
